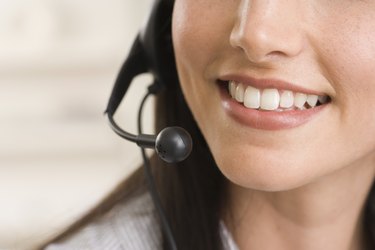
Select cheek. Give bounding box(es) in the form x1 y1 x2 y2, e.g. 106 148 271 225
172 1 232 76
312 6 375 106
316 16 375 148
315 14 375 166
172 1 235 135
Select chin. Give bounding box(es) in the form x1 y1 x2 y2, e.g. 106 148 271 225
212 146 318 192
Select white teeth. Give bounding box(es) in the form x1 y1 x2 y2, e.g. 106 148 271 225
261 89 280 110
227 81 329 111
235 83 245 102
294 93 307 109
244 86 261 109
280 91 294 108
307 95 318 107
229 81 236 98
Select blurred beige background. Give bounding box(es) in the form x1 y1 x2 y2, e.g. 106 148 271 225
0 1 154 249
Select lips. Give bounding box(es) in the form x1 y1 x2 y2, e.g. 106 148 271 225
216 76 331 130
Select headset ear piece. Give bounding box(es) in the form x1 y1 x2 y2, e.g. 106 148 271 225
140 0 178 88
105 35 148 116
106 0 177 116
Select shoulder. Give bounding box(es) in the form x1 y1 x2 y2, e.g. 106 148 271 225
45 191 161 250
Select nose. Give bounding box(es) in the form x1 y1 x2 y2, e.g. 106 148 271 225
230 0 304 64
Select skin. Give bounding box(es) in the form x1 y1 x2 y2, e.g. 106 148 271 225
172 0 375 249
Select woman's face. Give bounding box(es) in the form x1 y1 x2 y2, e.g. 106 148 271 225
172 0 375 191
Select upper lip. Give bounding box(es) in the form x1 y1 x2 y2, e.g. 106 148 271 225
219 74 328 96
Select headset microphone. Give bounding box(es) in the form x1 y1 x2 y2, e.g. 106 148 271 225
104 34 192 164
107 112 192 164
104 0 192 164
104 36 192 163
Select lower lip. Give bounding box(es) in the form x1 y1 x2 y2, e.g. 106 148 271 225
218 84 329 131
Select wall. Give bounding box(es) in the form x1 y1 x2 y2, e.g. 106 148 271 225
0 1 153 249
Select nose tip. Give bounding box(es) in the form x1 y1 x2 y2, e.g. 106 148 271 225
230 25 286 63
229 1 304 64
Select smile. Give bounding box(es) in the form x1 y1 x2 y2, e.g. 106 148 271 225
228 80 331 112
217 78 332 130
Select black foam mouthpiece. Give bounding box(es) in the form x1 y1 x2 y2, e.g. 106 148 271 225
137 127 192 163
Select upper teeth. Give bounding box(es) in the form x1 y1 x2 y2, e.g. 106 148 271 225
228 80 329 111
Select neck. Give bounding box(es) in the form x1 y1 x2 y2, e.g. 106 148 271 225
224 156 375 250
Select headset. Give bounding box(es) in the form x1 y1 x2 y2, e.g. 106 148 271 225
105 0 192 163
104 0 191 249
